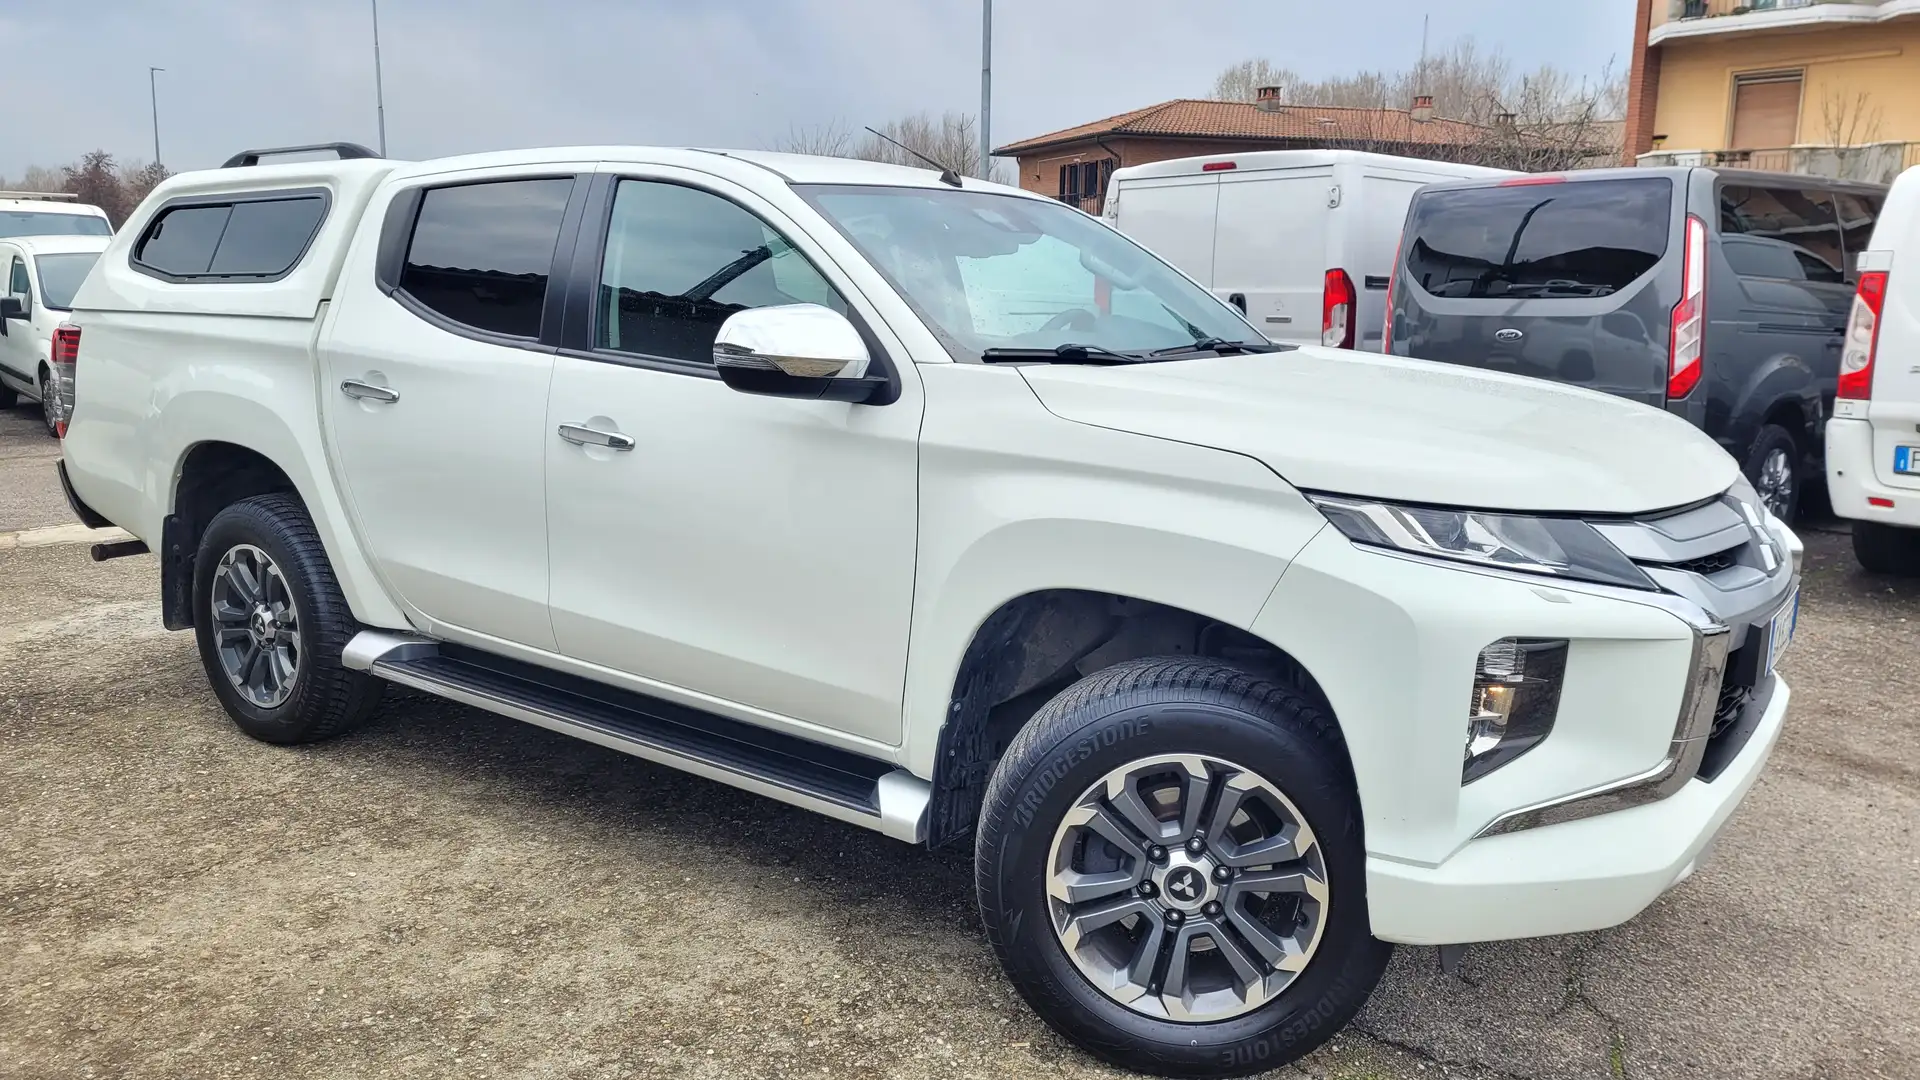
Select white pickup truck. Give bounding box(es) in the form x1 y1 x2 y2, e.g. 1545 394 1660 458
59 142 1800 1076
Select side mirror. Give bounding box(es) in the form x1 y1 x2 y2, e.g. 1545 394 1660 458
711 303 889 404
0 296 24 320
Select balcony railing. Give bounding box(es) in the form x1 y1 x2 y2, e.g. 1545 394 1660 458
1669 0 1881 19
1056 192 1105 215
1637 141 1920 184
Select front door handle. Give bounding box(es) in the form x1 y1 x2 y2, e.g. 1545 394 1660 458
557 422 635 451
340 378 399 404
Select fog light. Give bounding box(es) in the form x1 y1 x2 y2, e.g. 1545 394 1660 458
1463 638 1568 783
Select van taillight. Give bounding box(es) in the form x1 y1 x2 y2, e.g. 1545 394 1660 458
50 324 79 438
1838 269 1888 401
1667 214 1707 400
1323 268 1356 349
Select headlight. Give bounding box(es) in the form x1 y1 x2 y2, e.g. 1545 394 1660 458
1309 495 1655 590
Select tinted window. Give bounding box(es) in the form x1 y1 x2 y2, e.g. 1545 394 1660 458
207 197 326 276
1834 191 1882 280
34 253 100 310
0 211 111 238
1719 185 1844 284
8 256 27 297
1402 178 1673 299
596 180 846 364
135 204 230 276
401 178 573 339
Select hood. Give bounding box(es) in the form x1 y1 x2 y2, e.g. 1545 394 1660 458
1020 347 1738 515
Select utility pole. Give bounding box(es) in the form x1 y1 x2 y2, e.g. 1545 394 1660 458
371 0 389 156
979 0 992 179
148 67 164 166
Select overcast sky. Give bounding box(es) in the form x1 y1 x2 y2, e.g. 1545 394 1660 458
0 0 1637 179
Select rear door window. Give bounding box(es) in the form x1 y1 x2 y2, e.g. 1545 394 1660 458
1718 185 1844 283
399 177 574 340
1833 191 1883 281
1401 178 1673 299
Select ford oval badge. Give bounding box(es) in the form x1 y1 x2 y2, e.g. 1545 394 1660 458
1494 328 1525 343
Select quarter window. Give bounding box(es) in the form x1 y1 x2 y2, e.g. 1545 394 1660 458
7 256 28 300
595 179 846 365
1718 185 1844 284
133 194 327 279
399 178 574 340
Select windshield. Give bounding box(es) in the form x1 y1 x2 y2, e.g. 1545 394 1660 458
0 211 112 239
35 252 101 310
1402 178 1672 299
798 185 1262 359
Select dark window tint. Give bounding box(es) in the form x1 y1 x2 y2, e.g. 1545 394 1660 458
1402 178 1673 299
35 253 100 310
0 212 111 238
1834 191 1882 280
595 180 845 364
1719 185 1844 283
206 197 326 276
400 178 573 339
135 204 231 276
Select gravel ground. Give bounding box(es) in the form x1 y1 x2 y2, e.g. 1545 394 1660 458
0 401 68 534
2 460 1917 1079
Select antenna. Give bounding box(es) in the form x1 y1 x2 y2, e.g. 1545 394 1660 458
863 126 963 188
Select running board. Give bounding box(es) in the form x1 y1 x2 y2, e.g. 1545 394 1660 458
342 631 929 843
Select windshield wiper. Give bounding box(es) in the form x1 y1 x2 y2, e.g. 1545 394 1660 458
980 344 1145 365
1146 337 1286 356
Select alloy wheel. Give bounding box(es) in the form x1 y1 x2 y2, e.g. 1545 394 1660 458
1045 753 1329 1023
1757 448 1795 519
210 544 302 708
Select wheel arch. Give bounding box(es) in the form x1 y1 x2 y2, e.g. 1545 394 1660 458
922 587 1351 849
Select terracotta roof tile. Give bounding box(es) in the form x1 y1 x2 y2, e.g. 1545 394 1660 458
994 98 1487 155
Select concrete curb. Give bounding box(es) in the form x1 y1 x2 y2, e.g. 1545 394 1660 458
0 522 135 551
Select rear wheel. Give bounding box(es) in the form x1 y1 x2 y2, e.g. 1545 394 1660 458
37 365 56 436
1745 424 1802 522
193 493 383 743
0 384 16 410
976 658 1389 1077
1852 521 1920 576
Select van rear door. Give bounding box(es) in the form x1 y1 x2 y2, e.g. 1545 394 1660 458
1109 172 1220 291
1212 168 1331 346
1389 175 1677 409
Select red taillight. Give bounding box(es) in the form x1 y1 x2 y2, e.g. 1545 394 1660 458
1322 268 1356 349
50 324 79 438
1667 214 1707 401
1838 269 1888 401
1868 496 1895 508
1201 161 1236 172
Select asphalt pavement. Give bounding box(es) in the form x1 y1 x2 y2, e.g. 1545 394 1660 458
2 422 1916 1080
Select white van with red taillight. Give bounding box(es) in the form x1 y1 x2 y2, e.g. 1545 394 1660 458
1828 165 1920 574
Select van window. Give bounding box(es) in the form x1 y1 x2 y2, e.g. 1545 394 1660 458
1833 192 1883 281
400 178 573 340
1401 178 1672 299
0 211 111 239
133 194 327 280
34 252 100 310
1718 185 1844 284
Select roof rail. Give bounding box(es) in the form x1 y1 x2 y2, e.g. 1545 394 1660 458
0 190 80 202
221 142 381 169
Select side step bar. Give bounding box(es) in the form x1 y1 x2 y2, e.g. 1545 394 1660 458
343 631 930 843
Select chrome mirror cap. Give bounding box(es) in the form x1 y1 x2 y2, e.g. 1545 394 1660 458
713 303 870 380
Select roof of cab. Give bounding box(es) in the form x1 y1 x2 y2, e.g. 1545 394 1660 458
0 197 111 217
1113 149 1518 183
3 234 113 255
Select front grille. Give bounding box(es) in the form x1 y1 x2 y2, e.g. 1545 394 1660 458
1674 548 1739 577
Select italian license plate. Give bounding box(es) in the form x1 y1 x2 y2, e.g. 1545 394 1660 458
1897 446 1920 475
1764 587 1799 676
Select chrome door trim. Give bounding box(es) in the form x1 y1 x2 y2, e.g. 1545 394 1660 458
556 422 635 451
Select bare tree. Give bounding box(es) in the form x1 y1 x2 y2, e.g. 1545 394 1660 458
775 111 1004 181
0 165 68 193
1210 59 1301 105
1820 88 1883 146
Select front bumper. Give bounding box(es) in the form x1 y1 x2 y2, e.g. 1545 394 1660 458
1367 676 1787 944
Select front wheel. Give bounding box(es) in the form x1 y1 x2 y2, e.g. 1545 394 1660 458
976 658 1389 1077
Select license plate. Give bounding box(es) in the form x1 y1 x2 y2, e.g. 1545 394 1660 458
1898 446 1920 475
1764 587 1799 676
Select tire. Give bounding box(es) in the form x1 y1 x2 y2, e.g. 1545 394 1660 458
1852 521 1920 576
37 365 56 437
1744 424 1802 523
192 493 383 743
0 384 15 410
976 657 1390 1078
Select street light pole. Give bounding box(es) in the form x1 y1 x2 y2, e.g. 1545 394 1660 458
371 0 389 156
979 0 991 179
148 67 164 166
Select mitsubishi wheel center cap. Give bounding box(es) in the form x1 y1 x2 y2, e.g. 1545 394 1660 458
1165 867 1204 904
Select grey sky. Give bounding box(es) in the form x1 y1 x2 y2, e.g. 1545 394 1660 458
0 0 1637 179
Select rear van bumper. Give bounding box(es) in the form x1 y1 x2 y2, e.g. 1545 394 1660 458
1827 418 1920 528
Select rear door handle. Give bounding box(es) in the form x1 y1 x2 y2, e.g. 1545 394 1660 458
340 378 399 403
557 422 635 451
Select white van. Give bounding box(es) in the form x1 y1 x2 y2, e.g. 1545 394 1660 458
1828 164 1920 574
1102 150 1515 351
